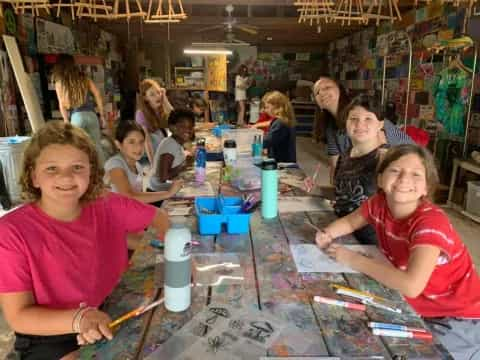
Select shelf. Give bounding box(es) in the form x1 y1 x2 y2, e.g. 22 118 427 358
175 66 204 70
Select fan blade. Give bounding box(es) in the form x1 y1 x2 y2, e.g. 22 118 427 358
195 24 224 33
235 25 258 35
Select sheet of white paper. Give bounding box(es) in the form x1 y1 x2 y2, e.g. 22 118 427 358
278 196 332 213
290 244 388 273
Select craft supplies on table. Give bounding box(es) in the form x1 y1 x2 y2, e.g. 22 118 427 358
195 196 252 235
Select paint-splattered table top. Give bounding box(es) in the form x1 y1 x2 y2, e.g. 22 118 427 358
80 167 452 359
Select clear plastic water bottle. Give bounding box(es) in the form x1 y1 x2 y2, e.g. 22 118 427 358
195 138 206 184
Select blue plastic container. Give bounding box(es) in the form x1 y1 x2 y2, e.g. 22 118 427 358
195 197 223 235
212 124 233 137
195 196 251 235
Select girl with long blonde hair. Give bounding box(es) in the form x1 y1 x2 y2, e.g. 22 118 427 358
261 91 296 163
136 79 174 164
52 54 105 164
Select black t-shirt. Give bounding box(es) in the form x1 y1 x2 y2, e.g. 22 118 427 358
334 147 384 217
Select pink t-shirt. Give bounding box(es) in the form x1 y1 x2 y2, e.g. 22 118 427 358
0 192 157 309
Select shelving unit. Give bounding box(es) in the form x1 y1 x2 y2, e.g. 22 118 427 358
174 66 205 89
292 100 316 136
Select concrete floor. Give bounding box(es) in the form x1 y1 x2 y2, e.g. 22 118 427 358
1 136 480 358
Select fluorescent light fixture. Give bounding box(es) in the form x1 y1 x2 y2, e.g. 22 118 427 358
184 48 233 55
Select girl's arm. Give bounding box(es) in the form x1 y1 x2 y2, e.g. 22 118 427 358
88 79 105 128
142 79 173 114
149 208 170 241
108 168 183 203
158 153 184 182
315 208 368 248
54 82 70 123
0 291 113 341
252 120 271 129
326 244 440 298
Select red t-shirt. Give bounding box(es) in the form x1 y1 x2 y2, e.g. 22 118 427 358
256 112 274 133
361 192 480 318
0 192 157 309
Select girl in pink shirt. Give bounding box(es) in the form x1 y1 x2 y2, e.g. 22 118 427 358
315 145 480 359
0 121 170 359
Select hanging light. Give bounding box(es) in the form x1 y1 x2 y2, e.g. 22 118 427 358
294 0 334 27
75 0 112 21
144 0 187 23
363 0 402 25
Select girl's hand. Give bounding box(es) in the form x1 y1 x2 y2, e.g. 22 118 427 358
325 243 356 266
168 179 184 195
77 309 113 345
304 176 314 192
315 229 333 249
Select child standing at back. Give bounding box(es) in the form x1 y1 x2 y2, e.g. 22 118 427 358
149 109 195 192
315 144 480 359
262 91 296 163
0 121 170 359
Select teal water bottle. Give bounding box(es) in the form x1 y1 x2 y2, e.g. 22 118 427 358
261 159 278 219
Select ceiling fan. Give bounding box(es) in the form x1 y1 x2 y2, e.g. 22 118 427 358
195 4 259 37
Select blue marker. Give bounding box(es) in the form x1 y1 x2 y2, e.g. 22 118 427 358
368 322 427 333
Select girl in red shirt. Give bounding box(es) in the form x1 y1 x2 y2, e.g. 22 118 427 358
315 144 480 359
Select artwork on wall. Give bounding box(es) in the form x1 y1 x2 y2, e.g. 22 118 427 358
3 35 44 132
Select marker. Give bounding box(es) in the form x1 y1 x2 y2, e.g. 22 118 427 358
332 284 389 303
313 296 366 311
372 328 433 341
369 322 427 333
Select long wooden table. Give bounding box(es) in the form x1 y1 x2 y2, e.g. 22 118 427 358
80 164 452 359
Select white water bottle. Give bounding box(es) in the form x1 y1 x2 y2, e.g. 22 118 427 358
164 221 192 312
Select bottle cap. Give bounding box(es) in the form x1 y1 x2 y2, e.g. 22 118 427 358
196 137 206 146
261 159 277 170
224 139 237 148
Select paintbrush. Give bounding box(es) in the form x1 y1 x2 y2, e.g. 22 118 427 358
108 298 165 329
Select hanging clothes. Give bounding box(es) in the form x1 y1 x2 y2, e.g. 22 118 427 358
433 68 470 137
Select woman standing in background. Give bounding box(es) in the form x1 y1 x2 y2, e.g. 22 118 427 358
52 54 106 164
235 64 252 126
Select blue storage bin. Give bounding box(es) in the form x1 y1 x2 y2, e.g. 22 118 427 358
212 124 233 137
195 196 251 235
195 197 223 235
219 196 251 234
